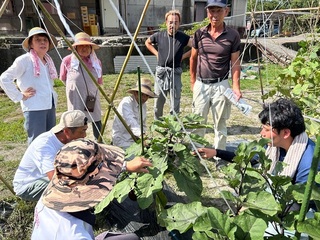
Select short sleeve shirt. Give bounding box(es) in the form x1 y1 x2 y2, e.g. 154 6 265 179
192 23 240 79
13 131 64 195
150 30 190 68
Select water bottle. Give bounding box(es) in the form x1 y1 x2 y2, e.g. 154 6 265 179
224 88 252 115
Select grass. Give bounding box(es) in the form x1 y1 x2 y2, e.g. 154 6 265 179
0 63 284 239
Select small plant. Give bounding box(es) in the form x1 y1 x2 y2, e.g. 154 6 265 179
160 139 320 239
95 114 212 212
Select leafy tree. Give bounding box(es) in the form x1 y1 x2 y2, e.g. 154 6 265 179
247 0 319 12
262 39 320 137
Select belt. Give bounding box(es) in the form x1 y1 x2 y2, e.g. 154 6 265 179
197 77 227 84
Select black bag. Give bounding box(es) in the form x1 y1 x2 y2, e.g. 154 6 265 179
85 95 96 112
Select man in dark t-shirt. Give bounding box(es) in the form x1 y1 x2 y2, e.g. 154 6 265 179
145 10 192 120
190 0 242 150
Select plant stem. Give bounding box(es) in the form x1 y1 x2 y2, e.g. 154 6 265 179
295 136 320 239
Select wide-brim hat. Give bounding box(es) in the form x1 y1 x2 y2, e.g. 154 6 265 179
42 138 124 212
22 27 57 52
71 32 99 50
206 0 228 8
127 78 158 98
51 110 88 134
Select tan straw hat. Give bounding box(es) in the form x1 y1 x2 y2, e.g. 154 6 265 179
42 138 124 212
51 110 88 134
22 27 57 52
127 78 158 98
71 32 99 50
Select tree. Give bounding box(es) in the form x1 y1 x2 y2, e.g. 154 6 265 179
247 0 319 12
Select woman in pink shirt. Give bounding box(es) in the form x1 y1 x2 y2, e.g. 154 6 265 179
60 32 103 140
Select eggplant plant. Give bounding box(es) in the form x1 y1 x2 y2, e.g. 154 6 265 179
95 114 211 211
95 114 320 239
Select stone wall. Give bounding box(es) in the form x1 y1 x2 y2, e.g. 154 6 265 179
0 42 258 75
0 44 156 75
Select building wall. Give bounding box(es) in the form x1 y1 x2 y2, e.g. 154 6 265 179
0 0 247 37
114 0 194 34
228 0 247 27
100 0 247 34
100 0 120 34
0 0 26 35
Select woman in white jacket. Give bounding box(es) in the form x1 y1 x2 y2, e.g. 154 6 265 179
0 27 58 144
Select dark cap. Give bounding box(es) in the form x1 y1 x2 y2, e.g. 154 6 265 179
206 0 228 8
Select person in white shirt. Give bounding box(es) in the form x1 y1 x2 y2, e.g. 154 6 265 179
0 27 58 144
112 78 157 149
31 138 152 240
13 110 88 202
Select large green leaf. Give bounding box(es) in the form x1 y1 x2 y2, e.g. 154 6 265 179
297 213 320 239
173 168 202 201
193 211 213 232
181 113 205 123
160 202 207 233
95 177 134 213
148 153 168 174
168 119 182 133
289 184 320 204
192 231 209 240
206 207 236 239
244 191 280 216
136 173 163 209
192 231 219 240
188 133 211 146
233 212 267 240
173 143 186 152
220 190 240 203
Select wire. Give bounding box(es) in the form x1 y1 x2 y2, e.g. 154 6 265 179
31 0 106 142
52 0 75 38
47 0 82 34
18 0 25 32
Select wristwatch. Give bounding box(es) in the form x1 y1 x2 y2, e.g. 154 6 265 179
121 160 127 172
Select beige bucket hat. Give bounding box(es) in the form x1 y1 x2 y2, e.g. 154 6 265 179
22 27 57 52
71 32 99 50
127 78 158 98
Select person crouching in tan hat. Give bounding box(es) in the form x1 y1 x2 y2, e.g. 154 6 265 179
31 138 152 240
0 27 58 144
60 32 103 141
13 110 88 202
112 78 158 150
